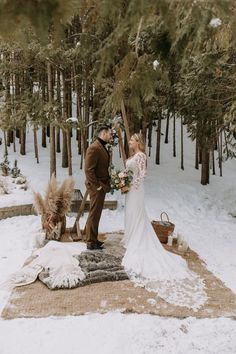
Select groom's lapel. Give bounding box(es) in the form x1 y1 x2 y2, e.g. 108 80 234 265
95 140 109 161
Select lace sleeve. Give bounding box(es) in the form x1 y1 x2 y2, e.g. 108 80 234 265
134 153 146 189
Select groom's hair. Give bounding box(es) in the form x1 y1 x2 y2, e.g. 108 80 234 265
97 124 112 135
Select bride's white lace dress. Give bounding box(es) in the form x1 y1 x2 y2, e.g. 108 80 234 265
122 152 207 310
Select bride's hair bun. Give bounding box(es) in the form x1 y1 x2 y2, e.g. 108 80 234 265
132 133 145 153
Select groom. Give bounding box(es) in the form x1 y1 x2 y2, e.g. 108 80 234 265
84 125 112 250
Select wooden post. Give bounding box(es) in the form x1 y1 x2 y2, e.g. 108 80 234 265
114 123 126 167
71 190 89 240
121 99 131 143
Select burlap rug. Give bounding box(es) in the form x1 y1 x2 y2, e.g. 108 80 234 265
2 233 236 319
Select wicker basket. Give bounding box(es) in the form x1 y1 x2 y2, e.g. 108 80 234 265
151 212 175 244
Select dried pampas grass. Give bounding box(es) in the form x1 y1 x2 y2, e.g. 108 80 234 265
34 174 75 217
33 175 75 240
34 192 45 215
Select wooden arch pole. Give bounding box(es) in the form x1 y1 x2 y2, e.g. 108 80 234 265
121 98 131 143
115 124 126 168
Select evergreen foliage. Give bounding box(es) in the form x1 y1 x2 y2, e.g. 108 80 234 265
0 0 236 184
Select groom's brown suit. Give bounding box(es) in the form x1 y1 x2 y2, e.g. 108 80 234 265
84 139 110 245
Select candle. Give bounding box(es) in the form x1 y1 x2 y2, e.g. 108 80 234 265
167 235 173 246
177 233 183 245
178 244 183 252
182 241 188 251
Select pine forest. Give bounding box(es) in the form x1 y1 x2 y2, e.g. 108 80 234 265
0 0 236 184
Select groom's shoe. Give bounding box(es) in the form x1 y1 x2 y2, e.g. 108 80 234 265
87 243 103 250
96 240 104 247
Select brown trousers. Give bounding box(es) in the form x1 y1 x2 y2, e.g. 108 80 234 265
85 188 106 245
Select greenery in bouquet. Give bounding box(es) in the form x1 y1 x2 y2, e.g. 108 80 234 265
110 167 133 194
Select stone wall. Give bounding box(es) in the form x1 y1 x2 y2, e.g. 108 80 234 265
0 200 117 220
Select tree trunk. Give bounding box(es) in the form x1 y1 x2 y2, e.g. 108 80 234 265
20 127 26 155
61 70 71 170
56 127 61 153
147 121 153 157
68 69 72 118
218 131 223 177
13 131 16 152
212 150 215 175
50 125 56 176
67 128 72 176
62 131 68 168
80 128 87 170
47 125 50 138
7 131 13 146
173 112 176 157
7 132 11 147
80 147 83 170
33 127 39 163
195 139 199 170
41 67 47 150
164 110 170 144
77 130 82 155
223 129 229 159
75 63 82 155
199 148 202 164
56 69 61 153
48 62 56 177
83 71 90 153
155 112 161 165
42 126 47 148
201 149 210 185
16 129 20 139
3 131 8 156
180 117 184 170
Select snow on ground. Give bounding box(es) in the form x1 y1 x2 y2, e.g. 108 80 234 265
0 215 236 354
0 126 236 353
1 314 236 354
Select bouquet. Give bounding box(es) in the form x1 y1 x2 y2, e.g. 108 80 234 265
110 168 133 194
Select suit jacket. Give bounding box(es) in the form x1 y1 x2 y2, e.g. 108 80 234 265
84 139 111 193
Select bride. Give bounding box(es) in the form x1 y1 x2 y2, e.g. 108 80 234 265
122 133 207 309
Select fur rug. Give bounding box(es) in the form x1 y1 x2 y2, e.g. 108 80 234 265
3 234 128 290
39 251 128 290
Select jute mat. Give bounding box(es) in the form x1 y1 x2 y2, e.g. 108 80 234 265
2 234 236 319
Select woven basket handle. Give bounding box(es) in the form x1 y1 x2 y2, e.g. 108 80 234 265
160 212 170 223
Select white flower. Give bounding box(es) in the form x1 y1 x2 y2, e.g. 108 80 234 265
153 60 160 70
209 18 222 28
118 172 125 178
